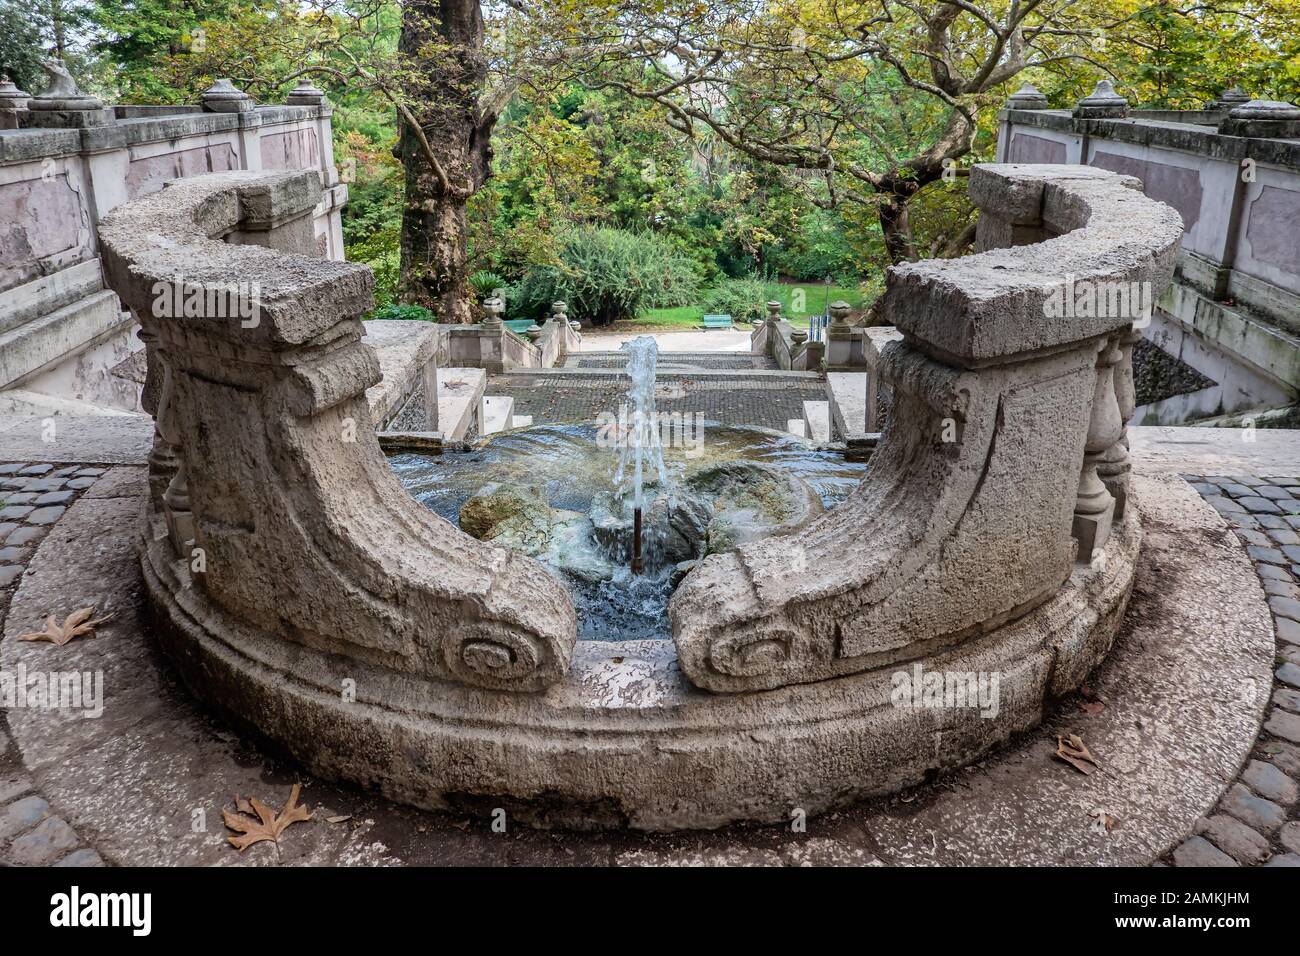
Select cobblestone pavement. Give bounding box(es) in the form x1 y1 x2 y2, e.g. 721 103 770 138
1167 474 1300 867
564 351 777 371
0 462 106 867
487 370 826 431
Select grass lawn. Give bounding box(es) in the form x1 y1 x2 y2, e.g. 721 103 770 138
633 282 868 330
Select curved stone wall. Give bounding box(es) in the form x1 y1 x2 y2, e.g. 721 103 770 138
100 164 1182 829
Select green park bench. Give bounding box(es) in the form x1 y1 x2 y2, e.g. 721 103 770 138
701 313 734 330
504 319 535 335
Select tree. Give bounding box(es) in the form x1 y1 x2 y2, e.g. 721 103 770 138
568 1 1118 264
395 1 496 320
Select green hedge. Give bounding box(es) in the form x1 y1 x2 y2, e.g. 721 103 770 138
512 227 700 326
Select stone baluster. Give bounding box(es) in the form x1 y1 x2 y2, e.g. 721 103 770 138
825 300 857 370
1098 326 1138 518
1073 335 1124 563
153 346 195 555
138 326 179 515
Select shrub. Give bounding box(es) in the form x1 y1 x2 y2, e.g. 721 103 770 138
469 270 507 300
368 303 434 322
700 275 781 325
512 227 700 326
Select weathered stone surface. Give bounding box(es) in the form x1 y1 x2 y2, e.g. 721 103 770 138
1173 836 1238 867
9 816 79 865
0 795 48 840
1221 783 1285 833
1196 814 1269 864
1241 759 1298 804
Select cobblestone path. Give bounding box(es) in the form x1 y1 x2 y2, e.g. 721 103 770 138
0 462 106 867
1166 475 1300 867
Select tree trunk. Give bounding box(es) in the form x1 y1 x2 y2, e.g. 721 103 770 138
397 0 493 322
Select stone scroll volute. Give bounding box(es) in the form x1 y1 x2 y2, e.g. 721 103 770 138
98 171 576 692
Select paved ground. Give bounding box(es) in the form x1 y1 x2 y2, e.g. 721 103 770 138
577 329 752 353
1164 474 1300 867
0 462 109 867
486 369 825 432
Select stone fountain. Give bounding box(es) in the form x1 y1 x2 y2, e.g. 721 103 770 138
97 162 1182 829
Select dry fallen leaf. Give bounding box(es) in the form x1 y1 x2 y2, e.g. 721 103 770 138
1089 808 1120 834
18 607 112 646
1054 733 1099 775
222 783 314 852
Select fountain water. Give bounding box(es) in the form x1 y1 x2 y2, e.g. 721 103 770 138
612 336 672 574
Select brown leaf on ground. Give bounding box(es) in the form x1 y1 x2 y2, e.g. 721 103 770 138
1089 808 1120 833
1054 733 1099 775
18 607 112 646
222 783 314 852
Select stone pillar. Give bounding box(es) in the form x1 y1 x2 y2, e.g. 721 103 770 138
25 60 110 128
997 83 1051 161
1218 100 1300 138
286 80 344 259
422 356 440 433
824 300 858 370
1005 83 1049 110
200 78 253 114
1073 80 1130 120
1206 86 1250 113
0 76 29 129
202 79 262 176
1073 336 1124 563
1098 326 1139 519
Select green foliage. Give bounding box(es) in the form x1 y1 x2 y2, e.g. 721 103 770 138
0 1 48 93
469 270 507 300
512 227 699 326
699 276 781 325
368 303 434 322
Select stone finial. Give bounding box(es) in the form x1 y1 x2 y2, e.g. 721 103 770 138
25 59 109 127
1073 79 1129 119
200 78 253 113
286 78 328 106
790 328 808 346
828 300 853 329
1218 99 1300 138
1005 82 1049 110
760 300 782 325
525 324 544 342
481 295 505 330
1207 86 1250 111
551 300 568 322
0 75 30 110
0 75 29 130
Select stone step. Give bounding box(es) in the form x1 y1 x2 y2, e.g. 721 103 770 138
802 400 830 443
826 372 869 438
0 259 106 336
0 290 129 391
483 395 514 435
